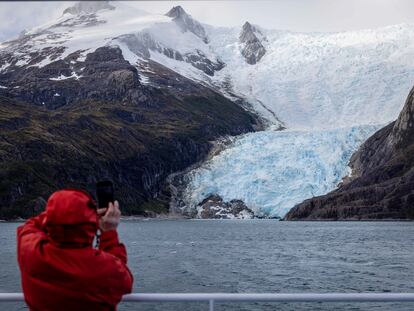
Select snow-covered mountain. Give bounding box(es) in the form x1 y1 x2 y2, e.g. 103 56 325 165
2 1 414 218
3 1 414 127
0 2 223 79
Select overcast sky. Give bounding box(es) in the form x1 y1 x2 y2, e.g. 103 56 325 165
2 0 414 42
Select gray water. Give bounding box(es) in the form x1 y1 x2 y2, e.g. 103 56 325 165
1 220 413 310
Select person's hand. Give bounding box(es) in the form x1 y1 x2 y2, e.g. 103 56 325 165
97 201 121 232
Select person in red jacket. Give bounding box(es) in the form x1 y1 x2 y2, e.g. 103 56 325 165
17 189 133 311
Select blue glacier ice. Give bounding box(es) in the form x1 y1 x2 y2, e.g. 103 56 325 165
180 125 381 218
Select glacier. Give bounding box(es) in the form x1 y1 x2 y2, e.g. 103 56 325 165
179 125 380 218
207 24 414 128
174 20 414 217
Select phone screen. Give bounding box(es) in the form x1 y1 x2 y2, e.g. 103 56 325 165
96 181 114 209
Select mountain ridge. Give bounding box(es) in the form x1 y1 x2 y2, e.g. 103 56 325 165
3 2 414 130
2 2 414 218
166 5 209 44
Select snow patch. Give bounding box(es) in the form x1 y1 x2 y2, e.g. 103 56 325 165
15 57 30 67
116 42 143 66
31 55 53 68
150 50 209 84
139 75 150 84
49 72 82 81
0 62 11 72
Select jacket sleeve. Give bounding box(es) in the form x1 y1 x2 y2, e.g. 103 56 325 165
17 212 48 267
99 230 128 264
99 230 134 296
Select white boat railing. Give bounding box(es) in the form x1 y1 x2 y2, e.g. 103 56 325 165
2 293 414 311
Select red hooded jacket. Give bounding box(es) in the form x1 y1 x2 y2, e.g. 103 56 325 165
17 189 133 311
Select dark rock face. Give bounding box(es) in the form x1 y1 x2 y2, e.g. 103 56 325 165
285 87 414 220
0 46 262 219
197 194 254 219
1 46 151 110
166 6 209 44
239 22 266 65
184 50 224 76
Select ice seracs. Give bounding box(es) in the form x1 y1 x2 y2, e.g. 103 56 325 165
175 126 380 218
210 23 414 129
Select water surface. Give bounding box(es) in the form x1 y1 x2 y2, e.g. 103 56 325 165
1 220 413 310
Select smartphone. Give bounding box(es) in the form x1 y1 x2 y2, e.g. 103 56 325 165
96 180 114 209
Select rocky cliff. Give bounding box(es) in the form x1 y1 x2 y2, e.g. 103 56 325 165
285 87 414 220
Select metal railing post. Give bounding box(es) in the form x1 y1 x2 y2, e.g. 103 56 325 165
209 299 214 311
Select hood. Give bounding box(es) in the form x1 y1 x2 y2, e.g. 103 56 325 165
44 189 98 248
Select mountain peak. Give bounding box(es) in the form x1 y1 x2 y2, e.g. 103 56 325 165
242 21 253 31
240 21 262 41
165 6 208 43
63 1 115 15
239 21 266 64
165 6 187 18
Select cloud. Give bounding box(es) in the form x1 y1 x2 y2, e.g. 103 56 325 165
130 0 414 32
1 0 414 43
0 2 73 41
